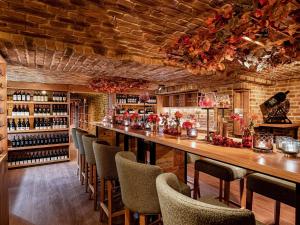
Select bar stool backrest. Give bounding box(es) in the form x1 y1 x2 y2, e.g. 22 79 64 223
156 173 256 225
93 141 120 180
115 151 162 215
82 134 105 164
76 130 88 155
71 128 79 149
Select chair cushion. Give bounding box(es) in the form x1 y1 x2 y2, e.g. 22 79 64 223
195 158 247 181
247 173 296 207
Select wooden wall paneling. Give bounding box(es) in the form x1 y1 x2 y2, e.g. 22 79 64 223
233 89 250 136
156 95 164 115
0 154 9 225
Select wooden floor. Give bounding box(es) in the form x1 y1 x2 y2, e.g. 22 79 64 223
8 146 295 225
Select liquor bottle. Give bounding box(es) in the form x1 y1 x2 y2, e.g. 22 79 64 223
263 91 290 108
12 136 16 147
21 91 26 101
13 91 17 101
17 91 22 101
26 92 31 101
11 119 16 131
24 136 29 146
25 119 30 130
17 119 22 131
21 119 26 130
25 105 30 116
16 136 20 147
62 93 67 102
12 105 17 116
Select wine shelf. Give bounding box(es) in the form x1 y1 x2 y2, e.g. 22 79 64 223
7 101 70 105
7 87 70 168
8 128 69 134
8 143 69 151
116 103 157 106
8 158 70 169
7 115 68 119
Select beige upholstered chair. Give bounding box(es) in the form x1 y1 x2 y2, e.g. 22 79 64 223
246 173 296 225
115 151 190 225
156 173 260 225
194 157 247 206
71 128 80 176
82 135 109 210
93 141 124 225
76 129 88 185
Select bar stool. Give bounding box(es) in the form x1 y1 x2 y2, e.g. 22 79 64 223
76 129 88 186
193 157 247 206
246 173 296 225
115 151 190 225
71 128 80 176
93 141 124 225
156 173 262 225
82 135 109 210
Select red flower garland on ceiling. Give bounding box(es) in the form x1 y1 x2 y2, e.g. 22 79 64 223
88 76 149 93
164 0 299 74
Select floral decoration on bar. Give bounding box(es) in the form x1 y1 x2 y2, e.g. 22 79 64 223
164 0 299 73
89 76 149 93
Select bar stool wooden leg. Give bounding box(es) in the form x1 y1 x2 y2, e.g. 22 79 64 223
139 214 146 225
274 201 281 225
125 208 130 225
219 179 223 201
88 163 93 199
193 170 200 199
85 162 89 193
100 178 105 222
246 189 253 210
224 181 230 205
107 180 113 225
80 155 85 185
239 178 244 204
93 166 98 210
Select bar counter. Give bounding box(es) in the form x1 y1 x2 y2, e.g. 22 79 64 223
93 122 300 225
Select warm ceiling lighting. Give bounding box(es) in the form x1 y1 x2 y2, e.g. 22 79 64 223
242 36 265 47
158 84 165 91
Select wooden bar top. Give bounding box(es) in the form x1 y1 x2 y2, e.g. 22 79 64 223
93 122 300 184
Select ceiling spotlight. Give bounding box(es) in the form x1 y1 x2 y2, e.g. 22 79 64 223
158 84 165 91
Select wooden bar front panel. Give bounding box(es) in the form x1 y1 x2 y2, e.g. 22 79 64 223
0 153 9 225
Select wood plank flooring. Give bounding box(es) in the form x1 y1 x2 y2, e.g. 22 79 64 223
8 146 295 225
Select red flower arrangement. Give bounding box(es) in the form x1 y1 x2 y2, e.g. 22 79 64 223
123 111 130 120
130 112 140 122
148 114 160 124
89 77 149 93
211 134 243 148
182 121 193 130
164 0 299 73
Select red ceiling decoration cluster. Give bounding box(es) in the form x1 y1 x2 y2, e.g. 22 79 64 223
88 76 149 93
164 0 299 74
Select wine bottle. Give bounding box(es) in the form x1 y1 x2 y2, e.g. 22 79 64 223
264 91 289 108
26 92 30 101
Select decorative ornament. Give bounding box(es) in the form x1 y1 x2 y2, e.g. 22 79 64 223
89 76 149 93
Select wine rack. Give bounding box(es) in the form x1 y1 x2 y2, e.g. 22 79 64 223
0 58 7 155
7 88 70 168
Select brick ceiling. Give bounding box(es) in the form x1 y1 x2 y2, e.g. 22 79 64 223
0 0 299 87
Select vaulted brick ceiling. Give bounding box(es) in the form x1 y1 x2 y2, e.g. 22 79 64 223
0 0 299 87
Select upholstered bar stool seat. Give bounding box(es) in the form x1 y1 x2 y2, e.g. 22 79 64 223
76 129 88 186
115 151 190 225
83 134 108 210
194 158 247 205
93 141 124 225
246 173 296 225
71 128 80 176
156 173 263 225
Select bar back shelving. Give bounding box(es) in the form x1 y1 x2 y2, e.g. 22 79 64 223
6 87 70 169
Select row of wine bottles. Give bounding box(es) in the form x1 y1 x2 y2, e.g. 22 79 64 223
7 148 69 166
12 91 68 102
117 107 154 114
7 118 68 131
10 133 69 148
12 105 30 116
116 94 157 104
11 104 68 117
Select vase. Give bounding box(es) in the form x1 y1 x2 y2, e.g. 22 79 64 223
176 125 182 136
242 128 253 148
151 123 157 133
